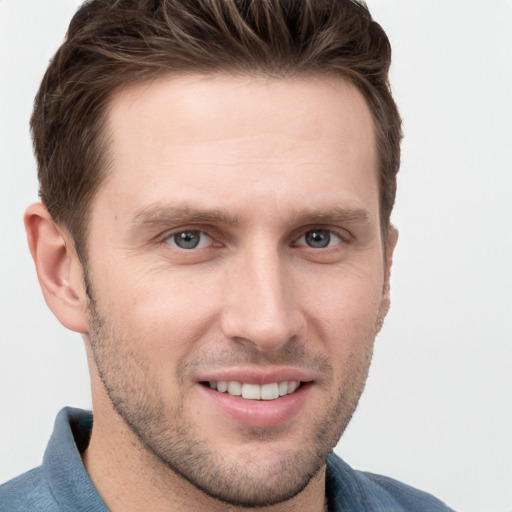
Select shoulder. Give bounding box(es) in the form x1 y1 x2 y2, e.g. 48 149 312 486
357 471 455 511
326 453 455 512
0 466 61 512
0 407 98 512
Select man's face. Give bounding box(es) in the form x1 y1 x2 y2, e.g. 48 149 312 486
83 74 393 507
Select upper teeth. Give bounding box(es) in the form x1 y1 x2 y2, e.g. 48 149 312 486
209 381 300 400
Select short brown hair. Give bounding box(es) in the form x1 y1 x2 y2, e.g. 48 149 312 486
31 0 402 257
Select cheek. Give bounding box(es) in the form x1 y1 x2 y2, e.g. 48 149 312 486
302 266 385 335
95 266 223 363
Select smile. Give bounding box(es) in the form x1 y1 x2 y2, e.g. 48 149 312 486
207 381 301 400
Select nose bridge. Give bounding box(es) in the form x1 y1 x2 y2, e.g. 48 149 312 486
221 241 302 350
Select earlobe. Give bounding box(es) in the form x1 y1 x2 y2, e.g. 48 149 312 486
24 203 89 334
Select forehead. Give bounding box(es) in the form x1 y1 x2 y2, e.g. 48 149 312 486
107 73 375 158
96 73 378 224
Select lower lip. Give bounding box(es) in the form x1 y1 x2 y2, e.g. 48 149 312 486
198 382 312 428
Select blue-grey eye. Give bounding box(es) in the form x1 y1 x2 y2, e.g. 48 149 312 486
167 230 211 249
297 229 342 248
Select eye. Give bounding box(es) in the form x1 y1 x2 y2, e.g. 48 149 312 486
296 229 343 249
165 230 212 250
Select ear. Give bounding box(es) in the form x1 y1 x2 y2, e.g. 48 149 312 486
377 226 399 331
24 203 89 333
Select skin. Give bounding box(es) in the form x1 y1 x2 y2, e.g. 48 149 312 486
26 74 397 512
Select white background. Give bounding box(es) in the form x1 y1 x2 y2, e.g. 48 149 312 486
1 1 511 511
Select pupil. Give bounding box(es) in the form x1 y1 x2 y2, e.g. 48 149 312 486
175 231 200 249
306 230 330 248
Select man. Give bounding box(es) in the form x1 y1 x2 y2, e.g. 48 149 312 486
1 0 454 510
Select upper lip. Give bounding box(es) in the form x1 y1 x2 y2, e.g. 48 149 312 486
197 367 315 385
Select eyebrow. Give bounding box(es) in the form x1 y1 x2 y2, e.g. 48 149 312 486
133 203 370 229
290 207 370 226
132 204 240 227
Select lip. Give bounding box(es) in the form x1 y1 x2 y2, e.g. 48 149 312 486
196 368 314 428
198 367 315 386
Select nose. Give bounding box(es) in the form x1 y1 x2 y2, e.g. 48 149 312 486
220 246 305 352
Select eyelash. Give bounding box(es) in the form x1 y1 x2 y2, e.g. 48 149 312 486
162 230 215 250
293 229 346 249
161 227 350 251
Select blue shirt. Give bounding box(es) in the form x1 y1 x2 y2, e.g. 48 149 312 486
1 408 454 511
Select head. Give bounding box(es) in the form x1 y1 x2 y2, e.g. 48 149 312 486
26 1 401 509
32 0 401 261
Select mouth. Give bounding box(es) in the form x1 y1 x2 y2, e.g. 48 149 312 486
202 380 302 401
196 369 314 427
